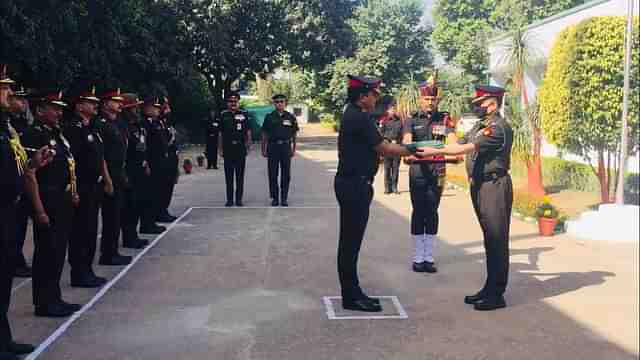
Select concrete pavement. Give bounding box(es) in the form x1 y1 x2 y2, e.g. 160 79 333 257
9 129 639 359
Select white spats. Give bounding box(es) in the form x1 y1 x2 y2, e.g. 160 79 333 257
424 234 435 263
413 234 425 263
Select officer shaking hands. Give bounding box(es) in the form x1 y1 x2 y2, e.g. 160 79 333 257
419 85 513 311
335 75 429 313
261 94 299 207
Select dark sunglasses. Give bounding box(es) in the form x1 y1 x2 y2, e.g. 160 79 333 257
274 100 286 103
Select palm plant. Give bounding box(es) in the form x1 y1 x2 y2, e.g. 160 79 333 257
498 13 546 197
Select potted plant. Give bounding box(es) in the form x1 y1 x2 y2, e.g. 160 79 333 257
183 158 193 174
536 196 559 237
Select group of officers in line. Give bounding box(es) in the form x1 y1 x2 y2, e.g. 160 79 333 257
1 64 182 359
336 73 513 314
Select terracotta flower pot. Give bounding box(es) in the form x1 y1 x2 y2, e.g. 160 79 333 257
538 217 558 237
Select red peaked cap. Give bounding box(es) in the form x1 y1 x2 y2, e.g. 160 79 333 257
471 85 506 104
347 75 382 93
73 85 100 103
100 88 124 101
32 89 68 107
0 64 16 85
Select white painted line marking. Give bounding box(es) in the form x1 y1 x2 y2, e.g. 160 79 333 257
323 296 409 320
11 278 31 294
25 207 195 360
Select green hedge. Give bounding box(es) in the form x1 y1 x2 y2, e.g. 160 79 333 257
510 157 600 192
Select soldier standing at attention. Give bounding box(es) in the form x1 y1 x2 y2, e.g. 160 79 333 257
261 94 299 207
157 97 178 223
378 96 403 195
141 96 167 234
217 91 252 207
335 75 427 312
64 84 110 287
7 85 34 278
205 109 219 169
21 90 82 317
419 85 513 311
402 73 458 274
119 93 151 248
96 88 132 266
1 65 47 359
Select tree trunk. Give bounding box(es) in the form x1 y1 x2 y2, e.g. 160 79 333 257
597 150 611 203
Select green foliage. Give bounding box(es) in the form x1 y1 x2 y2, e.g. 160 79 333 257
538 25 578 147
513 191 544 218
438 70 476 119
394 78 421 120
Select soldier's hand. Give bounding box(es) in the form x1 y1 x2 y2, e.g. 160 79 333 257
72 194 80 207
31 146 55 169
35 212 50 227
104 180 115 196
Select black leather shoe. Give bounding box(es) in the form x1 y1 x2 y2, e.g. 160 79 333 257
14 264 32 278
7 341 35 355
423 261 438 273
342 298 383 312
384 191 391 194
225 201 234 207
123 238 149 249
157 214 177 223
464 291 486 305
473 296 506 311
212 166 218 169
99 254 132 266
235 201 244 207
271 199 279 206
71 273 104 288
140 225 165 234
412 262 426 272
35 304 74 318
0 351 19 360
57 300 82 312
280 200 288 207
362 295 380 305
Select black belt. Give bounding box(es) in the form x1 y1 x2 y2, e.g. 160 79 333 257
270 139 291 145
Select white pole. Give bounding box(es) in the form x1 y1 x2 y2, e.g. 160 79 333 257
615 0 634 205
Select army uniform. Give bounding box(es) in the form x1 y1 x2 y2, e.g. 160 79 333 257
1 110 32 356
460 85 513 311
158 113 179 222
8 89 33 278
64 112 107 286
379 115 402 194
217 107 251 206
205 113 219 169
120 99 152 246
144 109 171 228
21 116 77 315
334 75 386 312
96 89 131 266
262 107 298 206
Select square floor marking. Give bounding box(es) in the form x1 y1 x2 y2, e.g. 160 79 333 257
323 296 409 320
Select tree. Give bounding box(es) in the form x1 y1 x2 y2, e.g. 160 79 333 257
539 16 639 203
319 0 432 115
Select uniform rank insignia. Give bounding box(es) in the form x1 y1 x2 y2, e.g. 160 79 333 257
234 115 245 121
236 123 242 131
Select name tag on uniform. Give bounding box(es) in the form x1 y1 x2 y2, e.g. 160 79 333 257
235 115 245 121
283 120 292 127
414 125 425 130
236 123 243 131
213 122 219 127
88 134 95 142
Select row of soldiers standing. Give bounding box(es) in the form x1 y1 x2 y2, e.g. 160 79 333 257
1 64 180 359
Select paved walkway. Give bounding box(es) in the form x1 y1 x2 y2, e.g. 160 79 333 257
9 128 639 359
